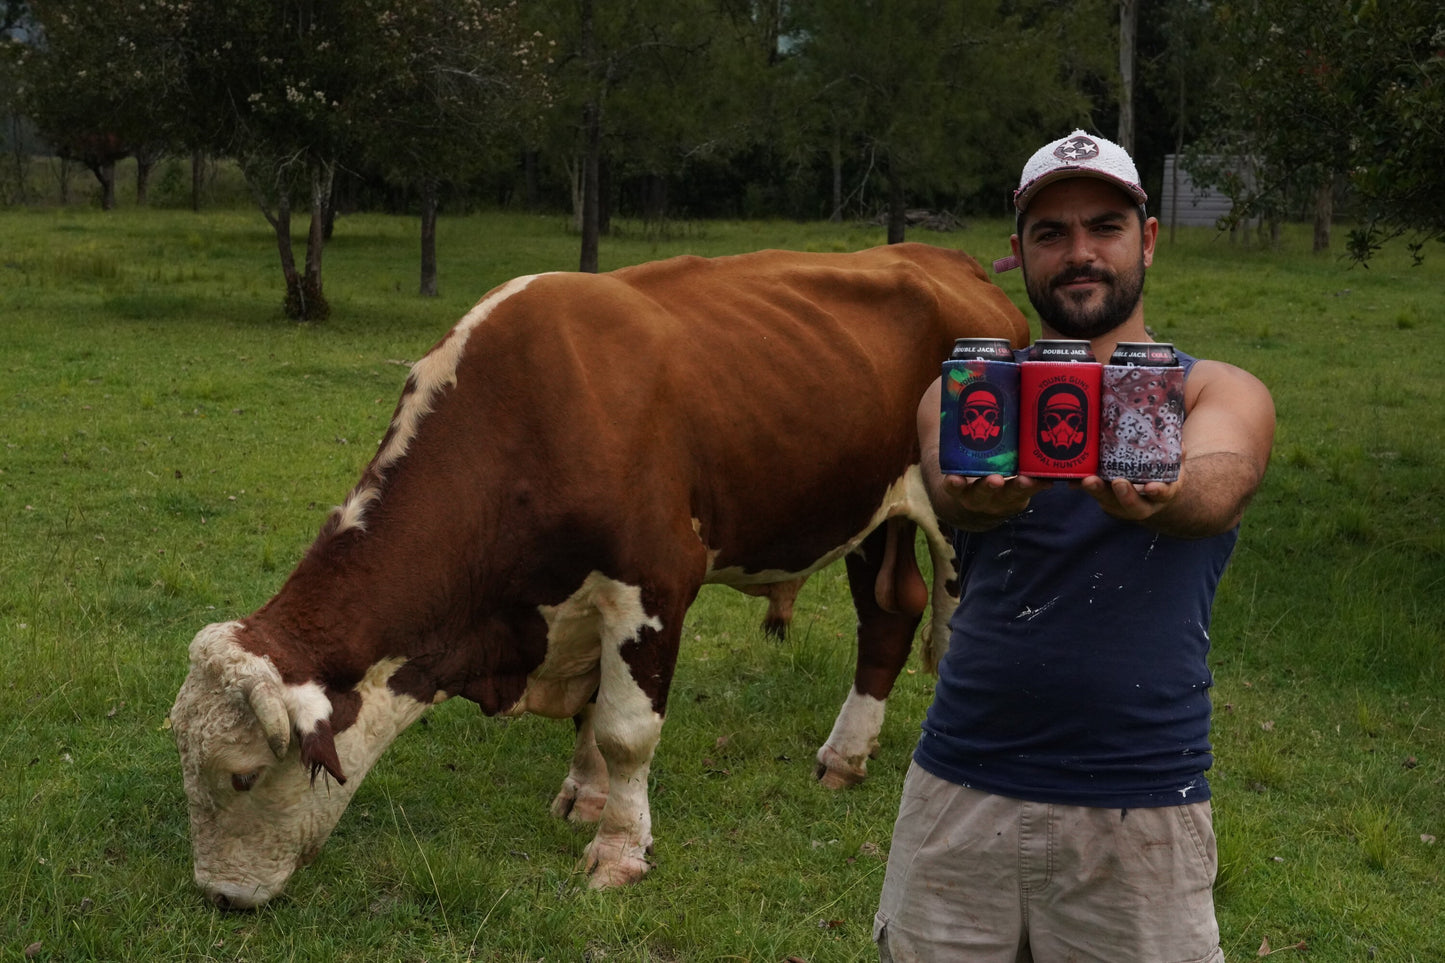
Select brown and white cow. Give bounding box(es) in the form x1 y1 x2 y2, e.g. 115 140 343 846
170 242 1028 908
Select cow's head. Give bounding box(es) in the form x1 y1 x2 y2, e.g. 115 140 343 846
170 621 356 909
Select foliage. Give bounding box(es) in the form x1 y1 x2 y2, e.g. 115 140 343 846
15 0 192 206
351 0 552 294
1195 0 1445 262
789 0 1112 235
358 0 551 189
519 0 771 270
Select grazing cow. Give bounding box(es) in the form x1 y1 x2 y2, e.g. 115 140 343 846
170 243 1028 908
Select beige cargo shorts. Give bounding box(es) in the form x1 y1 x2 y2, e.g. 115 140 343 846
874 762 1225 963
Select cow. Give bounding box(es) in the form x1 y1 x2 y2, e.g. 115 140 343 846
169 242 1028 908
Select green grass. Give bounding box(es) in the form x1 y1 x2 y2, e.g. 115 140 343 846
1 206 1443 961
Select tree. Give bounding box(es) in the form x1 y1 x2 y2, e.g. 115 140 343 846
187 0 377 320
0 1 35 202
1197 0 1445 261
1118 0 1137 153
17 0 189 209
530 0 761 271
358 0 552 296
1140 0 1220 242
1333 0 1445 263
792 0 1109 241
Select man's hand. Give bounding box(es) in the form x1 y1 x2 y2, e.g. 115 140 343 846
1076 472 1182 524
938 472 1048 529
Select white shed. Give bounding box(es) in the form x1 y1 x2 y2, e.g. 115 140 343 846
1159 154 1236 228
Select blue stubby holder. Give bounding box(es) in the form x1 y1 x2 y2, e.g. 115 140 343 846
939 338 1019 477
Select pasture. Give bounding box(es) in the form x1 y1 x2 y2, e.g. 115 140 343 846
1 206 1442 961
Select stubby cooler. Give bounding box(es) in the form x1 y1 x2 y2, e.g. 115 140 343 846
1100 341 1185 482
1019 339 1101 478
939 338 1020 476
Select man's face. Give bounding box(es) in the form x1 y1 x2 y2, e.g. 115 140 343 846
1014 179 1157 340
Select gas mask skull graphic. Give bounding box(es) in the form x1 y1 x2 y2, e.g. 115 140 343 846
958 383 1004 451
1037 384 1088 460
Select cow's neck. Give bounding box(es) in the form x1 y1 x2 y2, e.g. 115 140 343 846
246 503 545 728
245 524 459 701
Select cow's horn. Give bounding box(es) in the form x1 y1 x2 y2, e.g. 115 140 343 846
246 677 293 760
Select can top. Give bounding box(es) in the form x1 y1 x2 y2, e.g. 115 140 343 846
949 337 1014 361
1028 339 1095 362
1109 341 1178 366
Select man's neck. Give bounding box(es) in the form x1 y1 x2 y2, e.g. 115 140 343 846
1041 313 1151 363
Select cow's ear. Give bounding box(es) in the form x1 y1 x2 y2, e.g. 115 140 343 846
300 720 347 785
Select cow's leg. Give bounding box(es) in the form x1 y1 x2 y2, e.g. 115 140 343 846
580 574 691 889
550 704 610 823
817 519 925 789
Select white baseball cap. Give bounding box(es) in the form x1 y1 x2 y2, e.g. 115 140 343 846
1013 129 1147 213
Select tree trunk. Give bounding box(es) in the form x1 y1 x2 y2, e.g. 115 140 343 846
580 103 601 273
135 147 162 206
1117 0 1137 154
579 0 600 273
9 114 28 204
886 171 907 245
1313 176 1333 253
830 128 843 222
567 155 583 233
598 154 612 237
191 149 205 212
266 192 304 318
419 179 439 297
1169 72 1186 245
298 159 333 321
89 161 117 210
322 173 340 241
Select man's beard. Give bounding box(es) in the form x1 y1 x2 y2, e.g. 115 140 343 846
1024 256 1146 340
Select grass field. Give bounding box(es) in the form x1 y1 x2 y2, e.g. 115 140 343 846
1 204 1442 962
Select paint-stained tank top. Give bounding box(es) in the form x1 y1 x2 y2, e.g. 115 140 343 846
914 352 1239 808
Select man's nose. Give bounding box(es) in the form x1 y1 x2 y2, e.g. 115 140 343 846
1062 229 1096 266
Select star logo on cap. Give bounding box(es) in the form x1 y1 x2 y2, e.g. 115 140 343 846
1053 136 1099 162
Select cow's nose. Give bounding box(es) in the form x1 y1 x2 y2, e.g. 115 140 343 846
202 882 266 911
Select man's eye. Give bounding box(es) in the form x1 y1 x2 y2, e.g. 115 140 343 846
231 771 259 792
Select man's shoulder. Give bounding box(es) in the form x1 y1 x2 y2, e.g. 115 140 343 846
1185 357 1272 399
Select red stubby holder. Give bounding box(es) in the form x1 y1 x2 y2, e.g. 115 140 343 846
1019 340 1101 479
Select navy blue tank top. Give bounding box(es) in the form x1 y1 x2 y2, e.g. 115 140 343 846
914 351 1237 808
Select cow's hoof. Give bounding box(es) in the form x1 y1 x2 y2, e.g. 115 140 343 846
581 837 652 888
586 854 652 889
814 745 868 790
550 782 608 823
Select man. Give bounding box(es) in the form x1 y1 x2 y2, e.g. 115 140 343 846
874 130 1275 962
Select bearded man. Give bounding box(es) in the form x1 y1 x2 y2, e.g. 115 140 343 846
875 131 1276 963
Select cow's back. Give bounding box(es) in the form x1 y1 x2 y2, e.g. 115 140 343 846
317 243 1025 613
430 244 1026 577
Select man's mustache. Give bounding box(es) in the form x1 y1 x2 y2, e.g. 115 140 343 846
1051 267 1114 288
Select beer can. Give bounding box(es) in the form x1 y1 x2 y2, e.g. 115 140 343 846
1029 339 1096 362
939 338 1019 477
1100 342 1185 482
1019 340 1101 478
1109 341 1178 366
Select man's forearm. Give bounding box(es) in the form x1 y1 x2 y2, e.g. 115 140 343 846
1140 450 1266 539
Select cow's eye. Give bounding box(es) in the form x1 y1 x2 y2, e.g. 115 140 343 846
231 771 260 792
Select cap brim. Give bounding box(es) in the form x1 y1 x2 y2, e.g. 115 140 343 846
1015 168 1148 212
